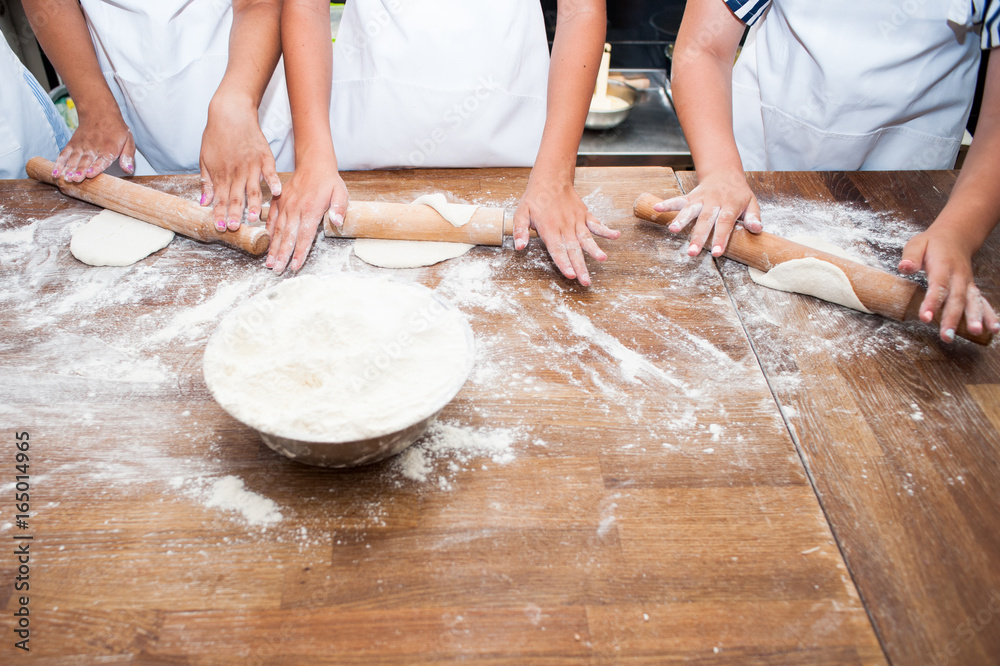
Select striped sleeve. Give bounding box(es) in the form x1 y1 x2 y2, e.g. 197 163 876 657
725 0 772 26
985 0 1000 48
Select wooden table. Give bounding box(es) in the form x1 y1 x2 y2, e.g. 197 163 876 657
675 170 1000 666
0 166 988 663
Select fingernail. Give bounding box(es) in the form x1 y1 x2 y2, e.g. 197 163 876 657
992 323 1000 333
332 213 344 227
52 169 58 177
688 243 699 255
200 194 207 205
248 209 258 221
944 329 955 342
271 182 282 196
216 221 226 231
712 245 723 256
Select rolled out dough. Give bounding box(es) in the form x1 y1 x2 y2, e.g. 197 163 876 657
352 193 476 268
748 235 873 314
71 209 174 267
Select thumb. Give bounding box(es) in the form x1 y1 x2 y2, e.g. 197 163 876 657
512 203 531 251
199 164 215 208
119 131 136 175
328 186 349 228
743 196 763 233
899 233 928 274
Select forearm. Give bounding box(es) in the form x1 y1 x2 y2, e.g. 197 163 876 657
281 0 335 165
215 0 283 110
23 0 120 120
534 0 606 179
671 0 746 177
928 49 1000 255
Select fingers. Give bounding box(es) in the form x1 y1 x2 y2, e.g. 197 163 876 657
581 215 609 262
288 218 319 273
709 208 739 257
566 239 591 286
512 206 531 251
265 170 282 198
687 205 721 257
211 179 233 232
224 166 257 231
898 234 928 275
937 280 969 343
52 146 72 179
667 202 703 235
246 169 263 224
586 216 621 240
265 207 294 273
87 152 116 178
60 149 87 183
535 223 577 282
653 196 688 213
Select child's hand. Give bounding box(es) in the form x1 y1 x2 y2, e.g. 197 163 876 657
653 169 762 257
512 174 620 287
899 228 1000 342
199 94 283 232
265 159 348 274
52 105 135 181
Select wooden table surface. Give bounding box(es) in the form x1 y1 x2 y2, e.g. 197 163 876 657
0 166 989 663
675 170 1000 666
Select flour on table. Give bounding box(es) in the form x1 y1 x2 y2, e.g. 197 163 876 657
203 274 474 442
70 209 174 266
748 235 873 314
352 193 476 268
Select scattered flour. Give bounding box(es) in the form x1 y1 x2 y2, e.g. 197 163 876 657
202 475 283 527
392 420 519 489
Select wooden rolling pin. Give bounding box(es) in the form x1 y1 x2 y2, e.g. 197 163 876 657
26 157 269 255
260 202 531 245
324 201 509 245
634 193 992 346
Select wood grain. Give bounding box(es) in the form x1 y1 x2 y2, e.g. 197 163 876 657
0 168 881 662
673 170 1000 666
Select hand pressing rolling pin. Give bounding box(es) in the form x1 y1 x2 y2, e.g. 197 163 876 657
656 0 1000 343
23 0 290 233
270 0 619 280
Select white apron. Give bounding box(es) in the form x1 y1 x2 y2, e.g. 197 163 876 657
0 41 71 179
330 0 550 170
80 0 294 175
732 0 984 170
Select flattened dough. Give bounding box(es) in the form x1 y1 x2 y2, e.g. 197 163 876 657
71 209 174 267
748 235 873 314
352 193 476 268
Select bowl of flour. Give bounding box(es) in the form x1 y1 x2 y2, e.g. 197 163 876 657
203 273 475 467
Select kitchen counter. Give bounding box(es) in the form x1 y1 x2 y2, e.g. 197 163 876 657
0 167 996 662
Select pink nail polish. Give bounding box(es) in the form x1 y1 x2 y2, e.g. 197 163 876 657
52 169 58 177
200 194 206 205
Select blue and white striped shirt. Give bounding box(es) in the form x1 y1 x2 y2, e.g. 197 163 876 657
725 0 1000 48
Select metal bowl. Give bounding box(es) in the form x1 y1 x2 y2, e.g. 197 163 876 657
203 274 476 468
585 80 638 131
